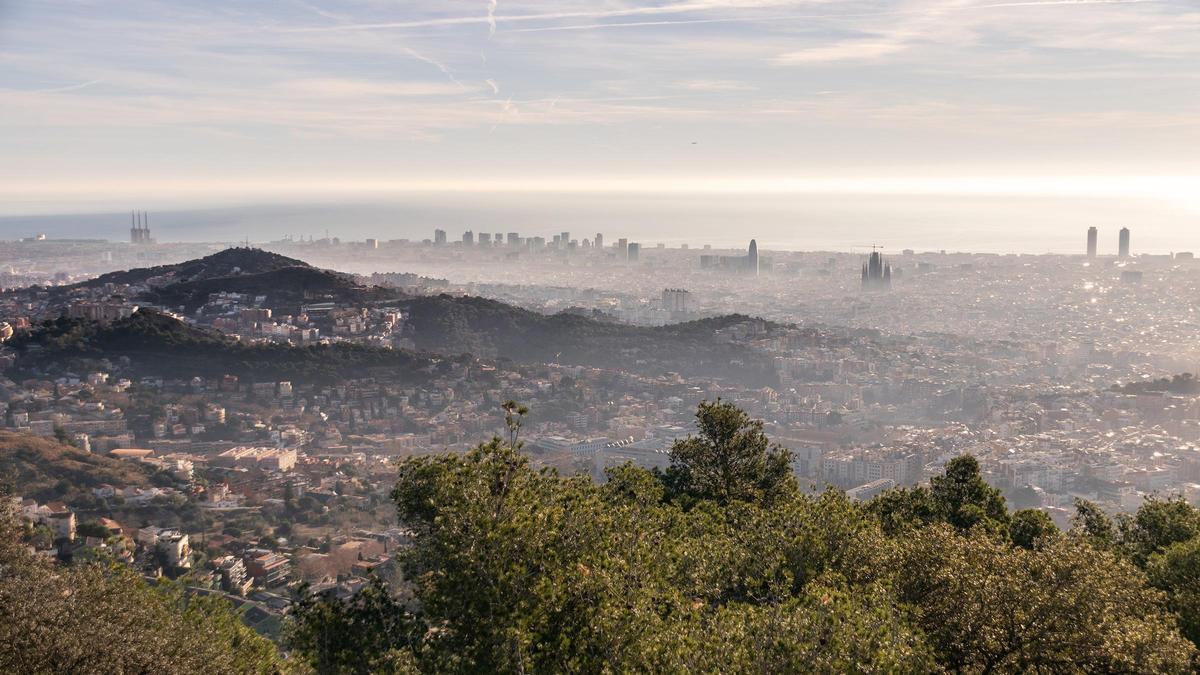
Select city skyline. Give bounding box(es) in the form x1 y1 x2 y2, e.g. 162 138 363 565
6 196 1200 255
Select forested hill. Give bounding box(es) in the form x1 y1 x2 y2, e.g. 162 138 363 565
400 294 782 386
62 247 311 290
16 250 784 384
44 248 405 313
5 309 438 385
142 265 402 313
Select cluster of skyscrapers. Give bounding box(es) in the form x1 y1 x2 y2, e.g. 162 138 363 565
699 239 766 275
1086 226 1131 259
438 229 640 260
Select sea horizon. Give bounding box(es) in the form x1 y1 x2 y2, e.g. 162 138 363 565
2 190 1196 256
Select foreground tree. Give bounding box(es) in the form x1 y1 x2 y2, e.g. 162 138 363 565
304 432 929 672
628 580 936 672
0 498 280 673
662 399 794 506
891 525 1194 673
1148 535 1200 648
1071 498 1117 549
1120 495 1200 566
870 454 1009 536
286 576 416 674
929 454 1010 533
1009 508 1059 549
286 401 1200 673
389 436 684 671
867 484 940 535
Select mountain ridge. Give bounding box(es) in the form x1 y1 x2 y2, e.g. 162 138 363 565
398 294 782 384
64 248 312 290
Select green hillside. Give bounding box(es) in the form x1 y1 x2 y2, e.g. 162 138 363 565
0 431 152 502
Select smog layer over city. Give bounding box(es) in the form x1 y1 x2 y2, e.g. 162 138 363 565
3 1 1200 672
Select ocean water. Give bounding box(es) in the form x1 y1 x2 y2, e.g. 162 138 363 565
1 191 1196 254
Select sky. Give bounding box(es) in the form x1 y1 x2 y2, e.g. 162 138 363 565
1 0 1199 245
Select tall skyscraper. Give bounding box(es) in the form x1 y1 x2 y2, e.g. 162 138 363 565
627 242 641 261
434 229 447 246
1118 227 1131 259
1087 227 1097 258
861 249 891 291
478 232 491 245
747 239 759 276
594 233 603 250
507 232 520 246
462 230 474 245
560 232 570 248
617 238 629 259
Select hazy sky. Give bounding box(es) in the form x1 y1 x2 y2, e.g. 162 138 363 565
2 0 1199 219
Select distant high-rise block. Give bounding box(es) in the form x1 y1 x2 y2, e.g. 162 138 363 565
748 239 759 277
627 242 640 261
594 233 604 250
434 229 447 246
507 232 520 246
1119 227 1131 259
617 238 629 259
1087 226 1097 258
463 230 474 245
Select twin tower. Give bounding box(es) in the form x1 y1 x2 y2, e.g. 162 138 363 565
1087 226 1130 259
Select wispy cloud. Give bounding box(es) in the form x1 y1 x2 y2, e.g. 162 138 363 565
504 16 772 33
25 79 105 94
675 79 757 92
273 78 472 97
403 47 470 91
769 0 1173 65
774 38 909 64
276 0 807 34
